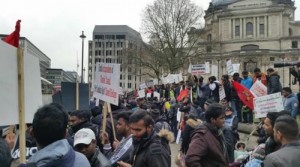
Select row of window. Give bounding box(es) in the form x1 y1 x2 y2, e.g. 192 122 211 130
120 74 136 81
234 22 265 37
94 50 123 56
94 35 126 40
95 42 124 48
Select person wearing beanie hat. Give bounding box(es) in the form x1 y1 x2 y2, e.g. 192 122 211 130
74 128 109 167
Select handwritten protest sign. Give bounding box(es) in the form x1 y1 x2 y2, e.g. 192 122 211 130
191 64 206 76
250 80 267 97
219 86 226 100
93 63 120 105
253 93 284 118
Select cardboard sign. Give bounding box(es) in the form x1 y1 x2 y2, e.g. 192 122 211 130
191 64 206 76
254 93 284 118
138 90 145 98
226 59 234 75
139 83 147 90
0 40 42 126
250 80 267 97
93 63 120 105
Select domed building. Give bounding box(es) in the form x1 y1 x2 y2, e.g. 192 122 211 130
191 0 300 88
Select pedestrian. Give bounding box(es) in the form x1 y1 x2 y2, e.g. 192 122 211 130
253 68 267 86
185 103 229 167
263 115 300 166
266 68 282 94
19 103 90 167
117 110 171 167
74 128 109 167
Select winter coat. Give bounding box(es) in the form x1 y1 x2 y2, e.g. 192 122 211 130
241 77 253 90
130 130 172 167
181 118 202 154
21 139 90 167
185 123 229 167
283 93 299 118
264 140 300 167
267 72 282 94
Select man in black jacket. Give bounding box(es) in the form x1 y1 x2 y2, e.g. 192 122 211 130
117 110 171 167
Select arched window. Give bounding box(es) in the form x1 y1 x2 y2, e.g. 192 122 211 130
207 34 212 42
246 22 253 36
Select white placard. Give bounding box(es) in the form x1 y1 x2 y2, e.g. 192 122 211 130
219 86 226 100
250 80 267 97
146 93 152 98
176 108 181 122
211 65 218 78
154 91 160 100
146 81 154 88
205 62 210 74
93 63 120 105
226 59 234 75
232 64 240 75
176 130 182 144
138 90 145 98
153 79 158 85
254 93 284 118
139 83 147 90
178 73 183 82
0 40 42 126
191 64 206 76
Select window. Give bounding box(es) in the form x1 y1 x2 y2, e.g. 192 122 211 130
116 35 126 39
270 57 275 61
206 46 212 53
120 42 123 48
235 25 240 36
289 28 293 36
128 75 132 80
259 24 264 35
120 74 122 80
128 83 132 88
246 22 253 35
128 67 132 72
292 41 298 48
120 82 122 87
207 34 212 42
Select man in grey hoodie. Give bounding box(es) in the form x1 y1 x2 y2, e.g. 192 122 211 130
20 103 90 167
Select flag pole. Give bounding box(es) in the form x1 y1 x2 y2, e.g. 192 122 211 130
76 78 79 110
17 47 26 163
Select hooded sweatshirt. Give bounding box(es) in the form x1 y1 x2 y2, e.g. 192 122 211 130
26 139 90 167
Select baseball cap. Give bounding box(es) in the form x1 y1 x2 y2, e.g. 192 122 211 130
74 128 95 147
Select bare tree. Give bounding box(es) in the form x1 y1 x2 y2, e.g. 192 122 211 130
141 0 204 74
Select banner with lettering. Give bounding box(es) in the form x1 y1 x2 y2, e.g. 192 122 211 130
94 63 120 105
253 92 284 118
191 64 206 76
250 80 267 97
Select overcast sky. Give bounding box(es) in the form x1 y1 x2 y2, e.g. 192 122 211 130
1 0 300 78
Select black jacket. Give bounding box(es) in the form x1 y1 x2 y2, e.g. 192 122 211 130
131 131 171 167
267 72 282 94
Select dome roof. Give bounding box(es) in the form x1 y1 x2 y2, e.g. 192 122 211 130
211 0 239 6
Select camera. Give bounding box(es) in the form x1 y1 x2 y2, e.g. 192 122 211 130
274 62 300 68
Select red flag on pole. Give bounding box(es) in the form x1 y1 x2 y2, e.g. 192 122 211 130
3 20 21 48
231 80 255 110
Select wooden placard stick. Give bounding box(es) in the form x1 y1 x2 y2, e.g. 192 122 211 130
107 103 117 141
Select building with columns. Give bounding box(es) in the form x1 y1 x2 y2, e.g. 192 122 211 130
191 0 300 88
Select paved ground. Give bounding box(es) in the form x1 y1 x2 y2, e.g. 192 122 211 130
170 142 181 167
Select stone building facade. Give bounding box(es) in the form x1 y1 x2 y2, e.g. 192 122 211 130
192 0 300 88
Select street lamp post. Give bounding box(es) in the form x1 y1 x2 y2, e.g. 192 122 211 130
80 31 86 83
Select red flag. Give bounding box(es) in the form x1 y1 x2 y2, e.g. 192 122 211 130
176 89 189 102
231 80 255 110
3 20 21 48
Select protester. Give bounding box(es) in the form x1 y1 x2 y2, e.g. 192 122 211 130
282 87 299 118
224 107 239 142
185 103 229 167
102 111 133 166
90 106 102 125
117 110 171 167
68 110 99 146
208 76 220 103
263 111 290 155
241 70 253 89
149 104 172 132
0 138 12 167
266 68 282 94
264 115 300 166
20 103 90 167
253 68 267 86
74 128 108 167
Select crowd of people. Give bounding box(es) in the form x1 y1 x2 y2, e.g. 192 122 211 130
0 67 300 167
